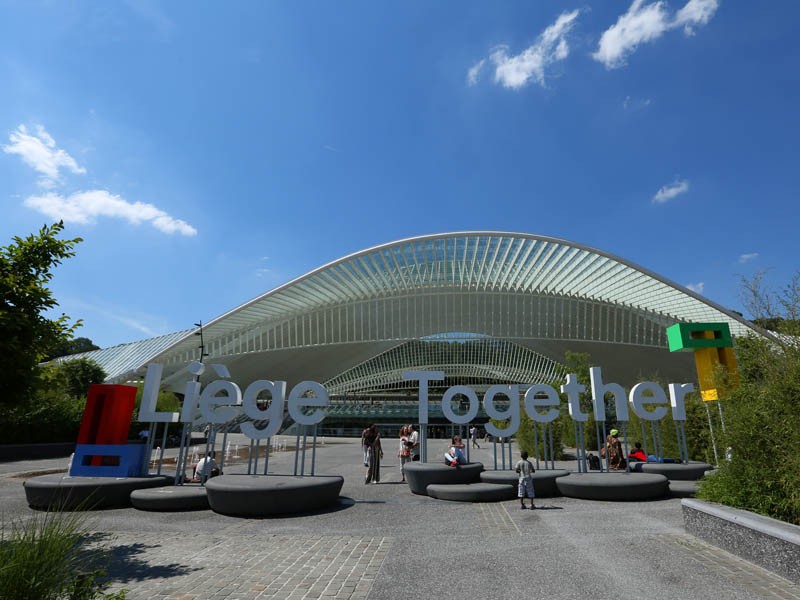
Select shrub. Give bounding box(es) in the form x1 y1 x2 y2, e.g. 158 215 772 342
0 509 126 599
696 273 800 525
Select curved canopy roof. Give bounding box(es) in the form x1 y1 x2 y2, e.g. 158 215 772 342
82 232 762 388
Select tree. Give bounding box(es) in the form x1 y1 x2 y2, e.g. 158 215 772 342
39 358 107 400
0 222 83 407
48 336 100 359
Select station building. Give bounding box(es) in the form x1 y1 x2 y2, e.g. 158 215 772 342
71 232 762 433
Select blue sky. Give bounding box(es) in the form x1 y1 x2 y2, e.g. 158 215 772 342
1 1 798 349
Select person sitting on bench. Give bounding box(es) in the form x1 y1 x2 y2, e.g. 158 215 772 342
193 451 221 482
444 435 467 467
628 441 647 462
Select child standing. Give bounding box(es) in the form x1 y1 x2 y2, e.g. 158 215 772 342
515 450 536 509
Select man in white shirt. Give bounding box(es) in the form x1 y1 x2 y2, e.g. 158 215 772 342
194 451 221 482
408 425 420 461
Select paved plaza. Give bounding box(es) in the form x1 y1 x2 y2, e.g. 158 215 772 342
1 438 798 600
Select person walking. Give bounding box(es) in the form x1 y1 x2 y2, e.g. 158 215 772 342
605 428 626 471
361 426 370 466
470 425 480 448
398 425 411 482
408 424 420 461
364 424 383 484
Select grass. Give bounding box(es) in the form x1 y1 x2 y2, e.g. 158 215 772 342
0 508 126 599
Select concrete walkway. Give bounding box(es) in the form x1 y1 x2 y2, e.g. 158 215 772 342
1 438 798 600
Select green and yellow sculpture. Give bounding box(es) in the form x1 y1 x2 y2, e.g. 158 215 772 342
667 322 739 401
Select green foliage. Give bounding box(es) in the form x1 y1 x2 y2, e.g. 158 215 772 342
697 333 800 525
546 351 712 462
3 395 86 444
697 273 800 525
554 351 600 452
40 359 107 400
515 408 564 461
0 509 126 599
48 337 100 360
0 222 83 408
130 382 181 414
622 381 713 463
128 383 182 439
0 359 107 444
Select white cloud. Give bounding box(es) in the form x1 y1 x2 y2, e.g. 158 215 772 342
623 95 652 109
2 124 86 187
475 10 579 90
675 0 719 35
653 179 689 203
739 253 759 264
467 59 485 86
24 190 197 236
686 282 705 293
593 0 719 69
5 123 198 236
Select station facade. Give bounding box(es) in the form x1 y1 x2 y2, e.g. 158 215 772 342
72 232 762 433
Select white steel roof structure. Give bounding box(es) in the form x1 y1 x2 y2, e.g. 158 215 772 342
80 232 764 391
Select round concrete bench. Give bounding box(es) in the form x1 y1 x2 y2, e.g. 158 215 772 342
480 469 570 498
24 474 173 510
556 472 669 501
427 482 516 502
668 480 700 499
404 462 484 496
131 484 209 511
633 461 713 481
205 474 344 517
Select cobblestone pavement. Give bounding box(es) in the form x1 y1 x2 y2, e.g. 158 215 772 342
3 438 799 599
667 534 800 600
100 533 391 600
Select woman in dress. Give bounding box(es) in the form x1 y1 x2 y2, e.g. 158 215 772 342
364 424 383 484
398 425 411 482
605 428 626 470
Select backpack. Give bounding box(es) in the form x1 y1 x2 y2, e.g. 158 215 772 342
587 453 601 470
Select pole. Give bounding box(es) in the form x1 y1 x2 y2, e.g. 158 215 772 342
705 402 720 465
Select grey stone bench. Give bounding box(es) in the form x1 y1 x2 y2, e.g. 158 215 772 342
631 461 713 480
479 469 570 497
668 480 700 498
24 474 173 510
683 498 800 583
131 484 209 511
427 482 516 502
556 472 669 501
404 462 483 496
205 474 344 517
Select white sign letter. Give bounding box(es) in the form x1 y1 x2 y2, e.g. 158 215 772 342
241 380 287 439
138 364 179 423
523 384 560 423
629 382 668 421
590 367 629 422
403 370 444 425
199 380 242 423
561 373 588 422
288 381 329 426
484 385 520 437
668 383 694 421
441 385 479 424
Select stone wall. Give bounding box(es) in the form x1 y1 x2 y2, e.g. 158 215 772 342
682 498 800 583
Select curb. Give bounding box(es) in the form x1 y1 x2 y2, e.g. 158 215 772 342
682 498 800 583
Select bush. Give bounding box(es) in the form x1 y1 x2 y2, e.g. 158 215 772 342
696 273 800 525
3 396 85 444
0 509 126 599
697 334 800 525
